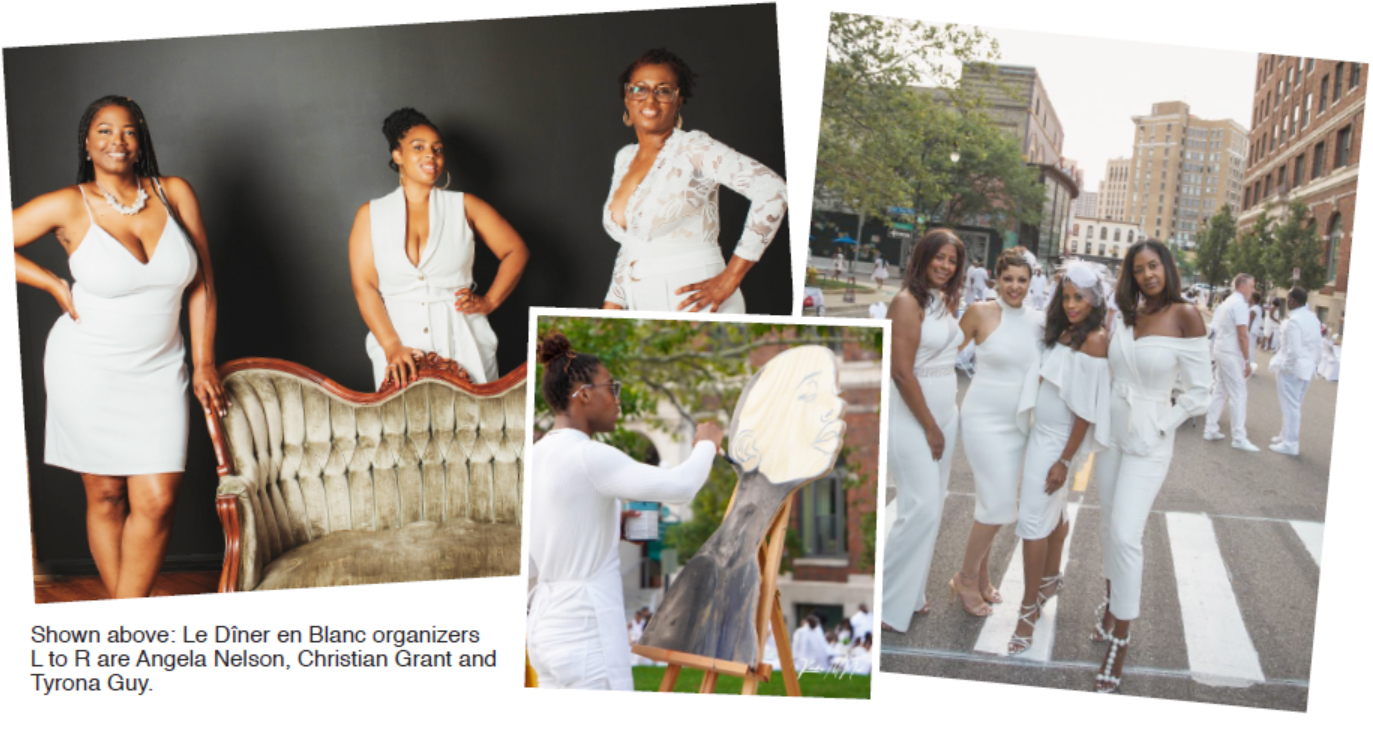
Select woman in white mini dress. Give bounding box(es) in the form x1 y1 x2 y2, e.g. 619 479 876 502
951 249 1043 616
12 96 227 599
601 49 788 314
1007 261 1113 655
1092 241 1210 692
881 229 965 633
350 108 529 389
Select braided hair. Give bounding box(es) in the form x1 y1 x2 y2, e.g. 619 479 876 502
382 108 438 172
538 332 602 413
76 96 161 184
619 49 697 104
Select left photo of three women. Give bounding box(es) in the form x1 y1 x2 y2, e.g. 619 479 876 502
7 5 790 603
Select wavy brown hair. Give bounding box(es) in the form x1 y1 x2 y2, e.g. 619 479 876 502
994 248 1031 278
1115 240 1187 327
900 228 965 313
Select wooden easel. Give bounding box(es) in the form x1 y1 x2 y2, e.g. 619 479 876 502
631 495 803 696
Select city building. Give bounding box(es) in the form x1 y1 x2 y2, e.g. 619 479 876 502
1100 157 1131 221
1072 190 1100 220
1124 101 1248 249
1238 55 1364 332
1067 216 1145 272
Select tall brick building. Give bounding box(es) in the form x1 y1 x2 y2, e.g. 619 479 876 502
1238 55 1364 332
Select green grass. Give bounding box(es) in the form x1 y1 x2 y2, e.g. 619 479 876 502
632 665 870 699
808 276 875 292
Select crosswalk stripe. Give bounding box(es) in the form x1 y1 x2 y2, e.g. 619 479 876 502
1288 520 1323 568
1165 512 1266 687
972 501 1081 660
1071 453 1093 492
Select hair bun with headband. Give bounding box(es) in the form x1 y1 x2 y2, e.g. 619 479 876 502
537 332 574 366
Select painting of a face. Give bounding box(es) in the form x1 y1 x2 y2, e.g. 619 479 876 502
729 346 846 483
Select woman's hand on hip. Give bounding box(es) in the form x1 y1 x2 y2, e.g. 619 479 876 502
51 278 80 323
675 270 744 312
455 288 495 316
193 366 229 418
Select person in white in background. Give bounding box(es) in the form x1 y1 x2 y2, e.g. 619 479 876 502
1265 299 1282 351
527 333 722 691
791 615 828 674
1029 265 1049 310
868 299 888 319
1268 287 1322 456
965 258 989 306
872 256 889 290
1203 273 1260 451
833 251 845 279
1248 292 1263 366
1318 326 1334 379
846 635 873 675
849 603 873 640
1327 334 1341 381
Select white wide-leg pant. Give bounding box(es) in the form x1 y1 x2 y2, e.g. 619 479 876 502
1093 438 1173 621
881 373 958 632
1276 373 1311 450
1205 353 1248 442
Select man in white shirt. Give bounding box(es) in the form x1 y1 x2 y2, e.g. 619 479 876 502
965 259 989 305
1269 287 1323 456
1028 266 1048 310
1204 273 1260 451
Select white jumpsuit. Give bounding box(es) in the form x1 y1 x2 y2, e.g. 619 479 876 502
960 298 1043 525
882 296 963 632
1094 324 1211 621
527 429 715 690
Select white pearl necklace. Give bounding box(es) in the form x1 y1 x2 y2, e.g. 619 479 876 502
95 180 148 216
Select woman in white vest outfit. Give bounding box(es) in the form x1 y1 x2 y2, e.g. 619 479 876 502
602 49 787 314
952 249 1043 616
1092 241 1211 692
881 229 965 632
526 333 721 690
1008 261 1112 654
350 108 529 389
13 96 227 599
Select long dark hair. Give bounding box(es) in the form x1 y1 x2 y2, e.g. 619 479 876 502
1115 240 1187 327
537 332 602 413
900 228 965 313
1044 276 1108 351
77 96 161 183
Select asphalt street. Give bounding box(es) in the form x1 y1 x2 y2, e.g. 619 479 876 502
879 338 1337 711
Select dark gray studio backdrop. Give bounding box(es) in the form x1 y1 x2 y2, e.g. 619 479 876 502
5 5 789 572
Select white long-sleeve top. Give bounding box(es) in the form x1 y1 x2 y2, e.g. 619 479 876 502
602 129 788 307
1272 306 1323 381
527 429 716 690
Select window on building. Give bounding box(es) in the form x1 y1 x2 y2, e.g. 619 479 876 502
1128 230 1135 243
1334 63 1344 101
1243 187 1251 209
1263 175 1271 198
1277 165 1287 191
1336 125 1353 168
1352 63 1361 89
1307 58 1315 74
800 474 847 558
1294 154 1306 186
1296 61 1303 86
1327 212 1344 283
1303 92 1312 127
1320 75 1329 113
1114 228 1121 242
1313 141 1326 178
1086 225 1093 239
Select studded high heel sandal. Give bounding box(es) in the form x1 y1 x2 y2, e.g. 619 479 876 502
1007 602 1040 655
1095 631 1131 693
1089 597 1113 643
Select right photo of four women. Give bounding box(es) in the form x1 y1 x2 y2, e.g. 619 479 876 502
882 229 1211 694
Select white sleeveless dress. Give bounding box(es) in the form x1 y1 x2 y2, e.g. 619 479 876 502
44 185 198 475
365 187 498 388
881 295 963 632
960 298 1043 525
1016 342 1112 540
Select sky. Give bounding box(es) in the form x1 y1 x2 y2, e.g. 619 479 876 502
948 25 1260 195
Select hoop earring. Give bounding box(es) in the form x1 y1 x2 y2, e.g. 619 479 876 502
439 171 451 190
675 113 683 130
623 111 633 127
399 172 405 188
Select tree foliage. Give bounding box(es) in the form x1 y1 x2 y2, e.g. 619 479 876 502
1195 204 1236 287
1229 208 1273 288
817 14 1041 229
1228 201 1327 294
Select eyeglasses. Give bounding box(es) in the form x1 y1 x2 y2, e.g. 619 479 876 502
624 84 679 103
572 380 622 399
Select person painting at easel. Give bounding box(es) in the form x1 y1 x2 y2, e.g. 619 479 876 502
526 332 722 690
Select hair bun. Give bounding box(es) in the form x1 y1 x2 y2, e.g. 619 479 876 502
537 332 573 365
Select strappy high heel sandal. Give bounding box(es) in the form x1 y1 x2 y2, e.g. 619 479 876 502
1038 573 1064 604
1007 602 1040 655
1089 597 1114 643
1095 631 1131 693
949 574 993 617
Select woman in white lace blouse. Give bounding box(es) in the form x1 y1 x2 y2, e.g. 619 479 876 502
602 49 788 313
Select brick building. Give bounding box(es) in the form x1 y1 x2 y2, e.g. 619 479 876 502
1238 55 1364 332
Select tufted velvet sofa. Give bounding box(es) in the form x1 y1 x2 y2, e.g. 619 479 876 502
205 356 525 592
